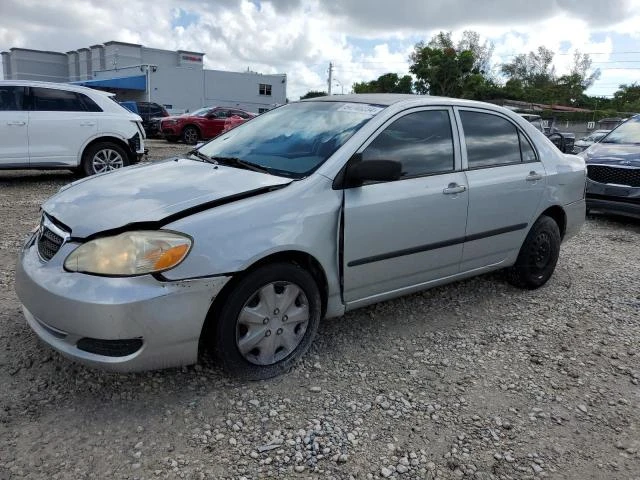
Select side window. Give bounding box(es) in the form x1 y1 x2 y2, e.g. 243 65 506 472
0 86 25 111
361 110 455 179
138 103 150 116
77 93 103 112
31 87 85 112
460 111 521 168
519 131 537 163
150 104 163 116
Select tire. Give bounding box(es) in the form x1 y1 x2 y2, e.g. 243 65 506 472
81 142 129 176
507 215 561 289
165 136 179 143
182 126 199 145
212 263 321 380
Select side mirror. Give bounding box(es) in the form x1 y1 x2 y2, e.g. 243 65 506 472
345 158 402 187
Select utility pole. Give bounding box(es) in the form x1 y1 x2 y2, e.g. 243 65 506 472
327 62 333 95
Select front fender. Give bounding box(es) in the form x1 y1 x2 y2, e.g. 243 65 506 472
161 174 343 301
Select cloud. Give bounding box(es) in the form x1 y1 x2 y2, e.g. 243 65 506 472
1 0 640 99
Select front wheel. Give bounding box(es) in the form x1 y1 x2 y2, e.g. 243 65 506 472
507 215 561 289
212 263 321 379
182 126 199 145
81 142 129 176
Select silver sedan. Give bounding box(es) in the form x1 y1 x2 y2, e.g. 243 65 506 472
16 94 587 378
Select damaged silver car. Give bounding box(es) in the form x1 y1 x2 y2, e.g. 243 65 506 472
16 94 586 378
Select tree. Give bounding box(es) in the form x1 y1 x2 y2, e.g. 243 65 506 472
300 91 327 100
352 73 413 94
409 31 495 99
612 83 640 112
500 48 600 105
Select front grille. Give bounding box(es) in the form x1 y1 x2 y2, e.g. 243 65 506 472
587 165 640 187
37 226 64 261
77 337 143 357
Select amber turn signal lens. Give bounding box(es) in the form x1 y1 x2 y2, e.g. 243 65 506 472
150 244 190 270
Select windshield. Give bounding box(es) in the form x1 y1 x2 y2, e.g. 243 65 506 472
191 107 212 117
601 117 640 144
197 101 384 178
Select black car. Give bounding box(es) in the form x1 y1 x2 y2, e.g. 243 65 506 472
120 101 169 137
582 115 640 219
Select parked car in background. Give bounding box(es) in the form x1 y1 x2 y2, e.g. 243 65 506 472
160 106 256 144
572 129 610 154
15 94 586 377
581 116 640 219
0 80 146 176
119 100 169 137
519 113 576 153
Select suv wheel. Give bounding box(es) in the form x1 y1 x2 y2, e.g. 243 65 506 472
182 126 199 145
82 142 129 176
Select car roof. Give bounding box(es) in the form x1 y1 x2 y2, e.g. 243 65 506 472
300 93 514 111
0 79 114 96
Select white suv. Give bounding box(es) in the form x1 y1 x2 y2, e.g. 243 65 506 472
0 80 146 176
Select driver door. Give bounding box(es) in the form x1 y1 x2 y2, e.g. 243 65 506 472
341 108 469 306
204 109 230 138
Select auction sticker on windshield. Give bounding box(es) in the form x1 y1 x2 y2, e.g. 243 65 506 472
337 104 384 115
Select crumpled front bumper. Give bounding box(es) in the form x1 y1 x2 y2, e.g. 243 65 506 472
586 178 640 219
15 235 230 372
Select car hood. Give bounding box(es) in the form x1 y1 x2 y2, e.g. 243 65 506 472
43 158 292 238
583 142 640 167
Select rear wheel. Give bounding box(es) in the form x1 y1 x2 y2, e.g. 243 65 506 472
507 215 561 289
81 142 129 176
212 263 321 379
182 126 199 145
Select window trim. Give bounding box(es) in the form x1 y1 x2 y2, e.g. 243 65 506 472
335 106 462 188
453 107 540 171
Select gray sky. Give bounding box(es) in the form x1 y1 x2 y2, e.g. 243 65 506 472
1 0 639 99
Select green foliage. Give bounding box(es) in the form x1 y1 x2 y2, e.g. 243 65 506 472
345 30 631 116
612 83 640 112
299 91 328 100
353 73 413 94
408 30 498 100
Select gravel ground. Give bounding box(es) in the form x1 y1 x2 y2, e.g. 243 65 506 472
1 140 639 480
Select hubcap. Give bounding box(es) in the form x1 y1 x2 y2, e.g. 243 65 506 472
92 149 124 173
236 282 310 366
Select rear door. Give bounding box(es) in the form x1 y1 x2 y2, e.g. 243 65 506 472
0 85 29 166
456 108 546 271
342 107 469 305
27 87 99 167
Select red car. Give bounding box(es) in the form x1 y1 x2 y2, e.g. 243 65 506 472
161 107 256 144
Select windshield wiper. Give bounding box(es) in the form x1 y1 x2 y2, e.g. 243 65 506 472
188 149 217 164
211 156 271 174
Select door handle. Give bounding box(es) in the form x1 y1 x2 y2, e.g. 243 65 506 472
6 121 26 126
526 171 543 181
79 122 96 126
443 183 467 194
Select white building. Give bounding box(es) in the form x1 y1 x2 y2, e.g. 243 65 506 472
1 41 287 113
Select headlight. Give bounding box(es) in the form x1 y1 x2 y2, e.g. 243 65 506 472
164 119 178 126
64 231 192 276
